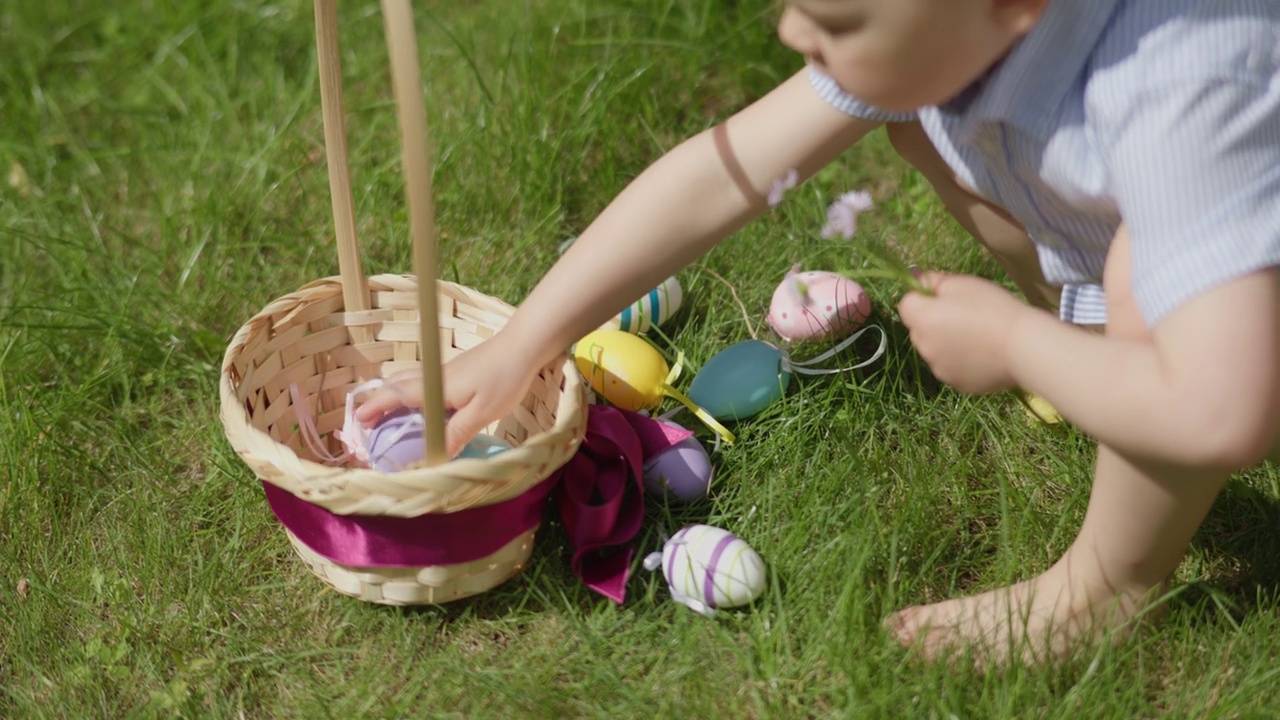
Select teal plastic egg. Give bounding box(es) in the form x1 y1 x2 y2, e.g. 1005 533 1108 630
687 340 791 420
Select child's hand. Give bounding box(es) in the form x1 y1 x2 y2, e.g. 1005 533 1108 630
354 333 540 457
353 368 425 423
897 271 1030 394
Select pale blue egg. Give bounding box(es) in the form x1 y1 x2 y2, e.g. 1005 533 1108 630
687 340 792 421
457 433 512 459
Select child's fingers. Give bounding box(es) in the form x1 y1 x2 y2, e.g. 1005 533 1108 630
437 361 483 457
352 389 394 424
897 293 923 329
354 383 421 424
915 270 950 293
898 272 946 327
444 404 485 458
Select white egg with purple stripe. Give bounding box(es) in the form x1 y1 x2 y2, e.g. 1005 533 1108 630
600 275 683 334
642 524 765 616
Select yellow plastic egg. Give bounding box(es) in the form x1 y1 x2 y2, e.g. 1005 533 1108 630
573 329 669 411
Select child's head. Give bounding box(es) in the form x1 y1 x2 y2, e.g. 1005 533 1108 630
778 0 1050 112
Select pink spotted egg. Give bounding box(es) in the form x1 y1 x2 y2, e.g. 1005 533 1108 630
766 265 870 342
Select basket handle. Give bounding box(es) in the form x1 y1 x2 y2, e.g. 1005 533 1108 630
312 0 448 466
381 0 448 467
313 0 373 346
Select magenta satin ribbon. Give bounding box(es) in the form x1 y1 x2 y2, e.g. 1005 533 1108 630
262 478 557 568
552 407 691 603
263 406 692 603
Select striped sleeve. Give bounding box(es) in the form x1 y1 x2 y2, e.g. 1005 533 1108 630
1088 6 1280 326
1098 76 1280 326
1058 284 1109 326
807 67 917 123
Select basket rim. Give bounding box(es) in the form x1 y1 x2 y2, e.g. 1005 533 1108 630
218 274 587 515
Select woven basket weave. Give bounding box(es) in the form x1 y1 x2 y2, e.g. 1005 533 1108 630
219 274 588 605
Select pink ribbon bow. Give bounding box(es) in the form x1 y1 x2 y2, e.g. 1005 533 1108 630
552 406 693 603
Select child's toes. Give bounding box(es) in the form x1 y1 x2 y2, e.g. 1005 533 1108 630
883 607 921 646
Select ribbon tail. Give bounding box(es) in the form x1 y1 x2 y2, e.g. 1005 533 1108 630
665 349 684 386
662 384 736 445
579 548 634 604
789 324 887 376
555 407 649 603
290 382 351 464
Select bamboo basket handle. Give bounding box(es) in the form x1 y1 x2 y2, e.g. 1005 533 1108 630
381 0 448 467
313 0 373 346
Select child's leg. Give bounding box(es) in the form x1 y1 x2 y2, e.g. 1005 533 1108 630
885 227 1233 664
886 447 1230 664
885 121 1060 312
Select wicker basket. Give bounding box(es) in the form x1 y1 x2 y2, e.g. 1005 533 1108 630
219 275 587 604
217 1 588 605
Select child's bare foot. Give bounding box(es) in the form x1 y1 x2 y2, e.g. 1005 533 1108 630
885 548 1165 666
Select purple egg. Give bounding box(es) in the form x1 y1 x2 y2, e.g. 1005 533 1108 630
643 435 713 502
366 408 510 472
366 408 429 472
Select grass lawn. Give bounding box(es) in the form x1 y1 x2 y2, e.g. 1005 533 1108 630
4 0 1280 717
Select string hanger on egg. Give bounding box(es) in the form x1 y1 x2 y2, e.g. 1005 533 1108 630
681 263 887 424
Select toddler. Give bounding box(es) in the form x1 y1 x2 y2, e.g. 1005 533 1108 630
360 0 1280 664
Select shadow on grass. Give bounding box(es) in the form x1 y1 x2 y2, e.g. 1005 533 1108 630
386 507 678 623
782 307 947 402
1171 475 1280 628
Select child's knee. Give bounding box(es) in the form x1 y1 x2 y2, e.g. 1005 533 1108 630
886 122 975 194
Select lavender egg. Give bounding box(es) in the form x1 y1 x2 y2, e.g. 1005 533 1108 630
366 408 509 472
643 433 713 502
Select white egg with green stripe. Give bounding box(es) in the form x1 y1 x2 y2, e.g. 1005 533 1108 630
601 275 683 334
643 524 765 616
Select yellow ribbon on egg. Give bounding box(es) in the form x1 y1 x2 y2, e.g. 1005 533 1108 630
573 331 736 445
659 352 736 445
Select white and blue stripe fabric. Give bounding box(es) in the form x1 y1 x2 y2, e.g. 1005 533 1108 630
809 69 916 124
810 0 1280 327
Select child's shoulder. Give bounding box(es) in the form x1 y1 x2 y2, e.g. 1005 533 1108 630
1090 0 1279 92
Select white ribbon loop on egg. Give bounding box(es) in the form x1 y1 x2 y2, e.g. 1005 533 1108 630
781 323 887 376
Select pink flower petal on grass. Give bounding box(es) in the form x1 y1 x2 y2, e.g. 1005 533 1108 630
820 190 873 239
767 168 799 207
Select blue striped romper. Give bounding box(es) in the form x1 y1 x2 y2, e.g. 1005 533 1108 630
810 0 1280 327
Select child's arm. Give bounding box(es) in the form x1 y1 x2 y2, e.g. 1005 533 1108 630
498 69 878 368
359 69 882 451
905 57 1280 472
900 249 1280 471
1006 266 1280 470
